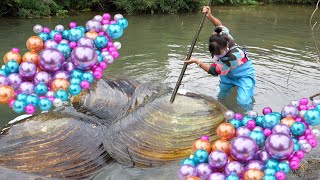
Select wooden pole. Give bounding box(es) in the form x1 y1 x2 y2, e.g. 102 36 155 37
170 0 212 103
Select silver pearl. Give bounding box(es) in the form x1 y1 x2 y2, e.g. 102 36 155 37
46 91 55 97
33 24 43 34
101 51 110 58
312 129 320 137
299 110 306 118
102 25 109 32
114 14 124 20
298 139 307 145
94 15 103 22
312 99 320 106
224 110 235 121
301 143 312 153
246 110 258 119
189 155 194 159
55 24 64 32
113 42 122 50
60 39 69 44
290 100 299 107
104 55 114 64
53 98 63 108
253 126 264 132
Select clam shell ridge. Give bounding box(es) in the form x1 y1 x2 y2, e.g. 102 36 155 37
0 112 111 179
105 83 226 167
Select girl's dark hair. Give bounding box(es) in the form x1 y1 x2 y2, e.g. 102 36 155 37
208 27 235 57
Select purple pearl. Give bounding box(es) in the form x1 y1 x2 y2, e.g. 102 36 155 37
263 107 272 115
234 113 243 120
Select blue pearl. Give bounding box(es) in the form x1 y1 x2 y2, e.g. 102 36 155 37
278 162 290 174
242 116 253 126
71 69 83 79
70 78 82 85
226 175 239 180
193 149 209 163
38 32 50 41
56 43 71 58
5 60 19 74
292 137 298 143
117 18 128 29
13 100 26 113
255 116 264 126
262 114 280 129
39 98 52 111
290 122 306 136
264 168 276 176
180 158 197 167
68 28 84 42
0 69 8 76
249 130 265 147
294 143 300 151
304 109 320 126
265 159 279 170
82 72 94 83
97 55 103 62
49 30 59 39
17 93 28 101
61 30 69 39
34 83 48 95
26 95 39 107
76 26 86 34
96 50 101 56
68 84 81 96
230 118 242 129
263 175 276 180
316 104 320 111
94 36 108 49
269 112 282 120
107 24 123 39
54 90 68 101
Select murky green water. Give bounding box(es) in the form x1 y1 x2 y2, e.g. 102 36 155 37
0 5 320 179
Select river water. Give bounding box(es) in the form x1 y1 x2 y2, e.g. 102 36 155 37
0 5 319 179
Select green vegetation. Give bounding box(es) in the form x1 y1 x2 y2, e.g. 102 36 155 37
0 0 318 18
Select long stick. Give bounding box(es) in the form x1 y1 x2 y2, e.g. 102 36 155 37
170 0 212 103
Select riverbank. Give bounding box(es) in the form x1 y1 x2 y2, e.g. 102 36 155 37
0 0 318 18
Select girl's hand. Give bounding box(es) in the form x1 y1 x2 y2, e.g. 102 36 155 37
185 58 200 65
202 6 211 17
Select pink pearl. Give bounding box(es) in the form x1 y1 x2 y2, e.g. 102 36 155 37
306 134 315 140
69 22 77 29
289 156 300 162
298 104 308 111
298 136 305 140
101 48 109 52
295 117 302 122
246 120 256 130
14 92 18 96
107 42 113 47
110 20 117 24
24 104 35 114
308 105 315 110
234 113 243 120
54 34 62 43
98 62 107 70
11 48 19 53
42 27 50 33
308 138 318 147
39 96 46 100
289 160 300 170
98 31 105 36
294 150 305 159
69 42 77 49
110 51 119 59
275 171 286 180
93 67 103 72
48 96 55 102
262 107 272 115
80 81 90 90
8 99 15 108
263 128 272 137
93 71 102 80
103 13 111 20
300 98 308 105
108 46 117 52
200 135 209 142
304 129 311 135
101 19 110 25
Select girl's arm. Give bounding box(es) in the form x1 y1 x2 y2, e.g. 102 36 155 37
203 6 222 27
185 58 210 73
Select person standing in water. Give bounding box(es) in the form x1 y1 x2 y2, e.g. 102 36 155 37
186 6 255 110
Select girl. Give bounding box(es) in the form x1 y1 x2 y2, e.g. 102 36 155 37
186 6 255 109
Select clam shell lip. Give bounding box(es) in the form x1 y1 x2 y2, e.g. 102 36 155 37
0 112 111 179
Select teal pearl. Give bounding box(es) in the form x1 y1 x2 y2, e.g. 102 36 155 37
180 158 197 167
70 78 81 85
56 43 71 58
242 116 253 126
226 175 239 180
16 93 28 101
290 122 306 136
13 100 26 113
49 30 59 39
316 104 320 111
0 69 8 76
97 55 103 62
294 143 300 151
26 95 39 107
117 18 128 29
39 98 52 111
255 116 264 126
5 60 19 74
263 175 276 180
262 114 280 129
304 109 320 126
82 72 94 83
270 112 282 120
68 84 81 96
96 50 101 56
76 26 86 34
193 149 209 163
68 28 84 42
265 159 279 170
249 130 266 147
264 168 276 176
62 30 69 39
278 162 290 174
34 83 48 95
107 24 123 39
292 138 298 143
230 118 242 129
38 32 50 41
94 36 108 49
71 69 83 79
54 90 68 101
